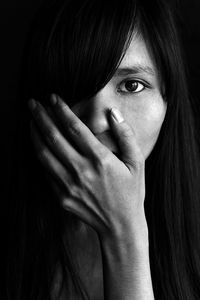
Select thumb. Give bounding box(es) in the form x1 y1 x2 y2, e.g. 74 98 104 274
110 108 144 171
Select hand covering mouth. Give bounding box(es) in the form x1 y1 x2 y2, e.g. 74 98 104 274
95 130 120 156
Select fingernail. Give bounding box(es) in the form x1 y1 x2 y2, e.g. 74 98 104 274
28 99 37 110
50 94 58 105
111 108 124 123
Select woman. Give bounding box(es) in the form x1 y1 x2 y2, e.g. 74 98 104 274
5 0 200 299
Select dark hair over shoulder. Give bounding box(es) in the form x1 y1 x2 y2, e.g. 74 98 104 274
5 0 200 299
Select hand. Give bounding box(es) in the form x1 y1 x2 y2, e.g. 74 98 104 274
28 94 146 239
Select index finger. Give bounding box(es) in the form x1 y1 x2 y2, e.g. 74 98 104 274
50 94 108 159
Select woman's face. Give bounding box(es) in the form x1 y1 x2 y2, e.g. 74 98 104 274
71 34 167 159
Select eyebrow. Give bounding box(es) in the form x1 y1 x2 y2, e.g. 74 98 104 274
113 64 155 77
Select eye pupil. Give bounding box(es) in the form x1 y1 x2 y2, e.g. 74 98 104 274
125 81 138 92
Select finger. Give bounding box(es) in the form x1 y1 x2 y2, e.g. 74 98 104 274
31 126 95 226
44 172 94 227
28 99 82 168
44 172 84 217
49 94 108 158
109 108 144 172
30 121 74 190
44 172 70 204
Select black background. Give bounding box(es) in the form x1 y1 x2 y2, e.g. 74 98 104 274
1 0 200 192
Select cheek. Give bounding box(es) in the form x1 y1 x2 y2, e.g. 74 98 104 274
126 96 167 159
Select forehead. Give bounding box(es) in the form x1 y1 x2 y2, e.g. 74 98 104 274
119 34 156 73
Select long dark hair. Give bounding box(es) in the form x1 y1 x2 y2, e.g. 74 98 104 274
5 0 200 299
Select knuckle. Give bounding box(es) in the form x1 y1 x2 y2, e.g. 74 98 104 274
69 185 80 199
72 160 95 184
47 129 60 146
79 163 92 181
68 120 81 137
83 167 95 182
95 150 111 170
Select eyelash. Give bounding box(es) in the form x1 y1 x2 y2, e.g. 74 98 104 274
117 79 151 95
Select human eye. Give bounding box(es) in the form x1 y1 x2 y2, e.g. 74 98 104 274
117 79 150 95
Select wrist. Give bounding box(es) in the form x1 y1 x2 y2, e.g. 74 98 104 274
103 211 149 248
100 216 149 262
100 215 154 300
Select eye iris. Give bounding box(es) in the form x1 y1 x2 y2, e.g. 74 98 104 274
125 81 138 92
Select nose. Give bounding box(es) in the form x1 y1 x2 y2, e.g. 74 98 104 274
71 88 121 135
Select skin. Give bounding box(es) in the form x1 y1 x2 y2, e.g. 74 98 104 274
28 34 167 299
71 34 167 159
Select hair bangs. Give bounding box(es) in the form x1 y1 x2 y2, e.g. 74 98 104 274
135 0 186 106
28 0 138 107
